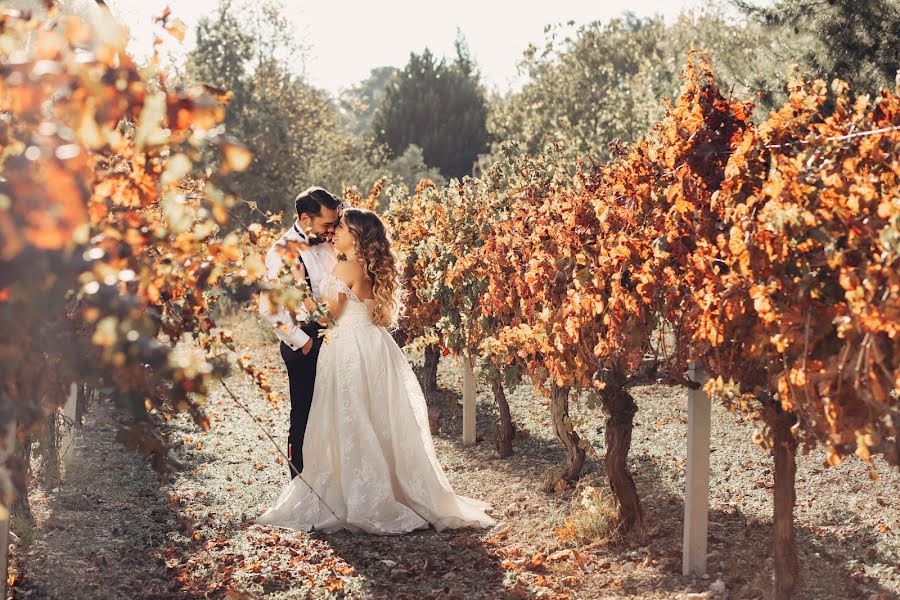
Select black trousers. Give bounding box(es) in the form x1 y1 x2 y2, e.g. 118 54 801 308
280 324 324 481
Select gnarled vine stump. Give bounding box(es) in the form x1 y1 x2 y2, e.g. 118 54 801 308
772 408 799 600
489 371 515 458
544 383 585 492
598 367 642 533
423 345 441 434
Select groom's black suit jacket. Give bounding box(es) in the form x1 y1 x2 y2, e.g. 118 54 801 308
282 241 328 480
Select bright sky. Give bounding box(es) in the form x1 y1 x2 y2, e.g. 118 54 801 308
98 0 707 95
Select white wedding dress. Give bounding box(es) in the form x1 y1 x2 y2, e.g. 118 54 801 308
257 274 496 534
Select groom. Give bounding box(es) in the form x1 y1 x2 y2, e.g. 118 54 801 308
259 186 342 481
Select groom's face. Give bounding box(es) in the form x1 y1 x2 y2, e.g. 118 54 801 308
301 207 341 240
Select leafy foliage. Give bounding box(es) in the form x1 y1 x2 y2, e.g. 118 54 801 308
388 51 899 530
2 6 897 584
0 5 298 508
706 70 900 466
186 2 445 214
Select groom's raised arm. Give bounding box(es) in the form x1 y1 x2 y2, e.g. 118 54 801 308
258 241 311 352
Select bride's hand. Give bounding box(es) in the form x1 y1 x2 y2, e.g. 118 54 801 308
303 295 319 312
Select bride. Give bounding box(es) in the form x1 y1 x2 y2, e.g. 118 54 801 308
257 207 495 534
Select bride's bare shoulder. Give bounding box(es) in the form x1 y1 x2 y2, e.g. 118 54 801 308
331 259 365 286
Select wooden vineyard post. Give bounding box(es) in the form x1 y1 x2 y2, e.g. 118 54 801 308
1 419 15 600
462 353 476 445
683 362 711 576
61 382 79 471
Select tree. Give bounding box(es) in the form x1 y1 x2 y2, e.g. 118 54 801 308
373 47 490 180
378 145 444 192
488 16 670 162
662 6 785 116
186 0 340 219
487 9 774 162
339 66 398 135
733 0 900 96
325 68 445 201
453 28 477 79
303 139 443 211
390 53 900 595
187 2 438 215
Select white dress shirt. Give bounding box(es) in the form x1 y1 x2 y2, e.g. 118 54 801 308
258 222 338 351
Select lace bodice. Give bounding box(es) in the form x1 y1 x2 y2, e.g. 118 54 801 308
319 273 373 328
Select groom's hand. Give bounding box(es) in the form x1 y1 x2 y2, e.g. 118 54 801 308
300 338 313 355
292 263 306 282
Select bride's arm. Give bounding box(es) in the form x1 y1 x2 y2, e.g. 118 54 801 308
316 295 345 326
314 262 357 325
293 265 342 325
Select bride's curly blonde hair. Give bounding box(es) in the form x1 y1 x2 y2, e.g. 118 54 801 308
342 208 404 328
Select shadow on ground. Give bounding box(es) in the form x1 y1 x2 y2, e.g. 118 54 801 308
316 528 506 599
13 398 183 600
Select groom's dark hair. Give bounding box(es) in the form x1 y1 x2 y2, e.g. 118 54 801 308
295 186 342 218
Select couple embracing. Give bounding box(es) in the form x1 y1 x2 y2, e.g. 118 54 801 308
257 186 495 534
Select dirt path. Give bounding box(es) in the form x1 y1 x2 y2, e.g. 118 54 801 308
13 398 180 599
11 310 900 599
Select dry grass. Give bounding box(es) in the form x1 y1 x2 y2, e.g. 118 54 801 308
566 479 626 548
